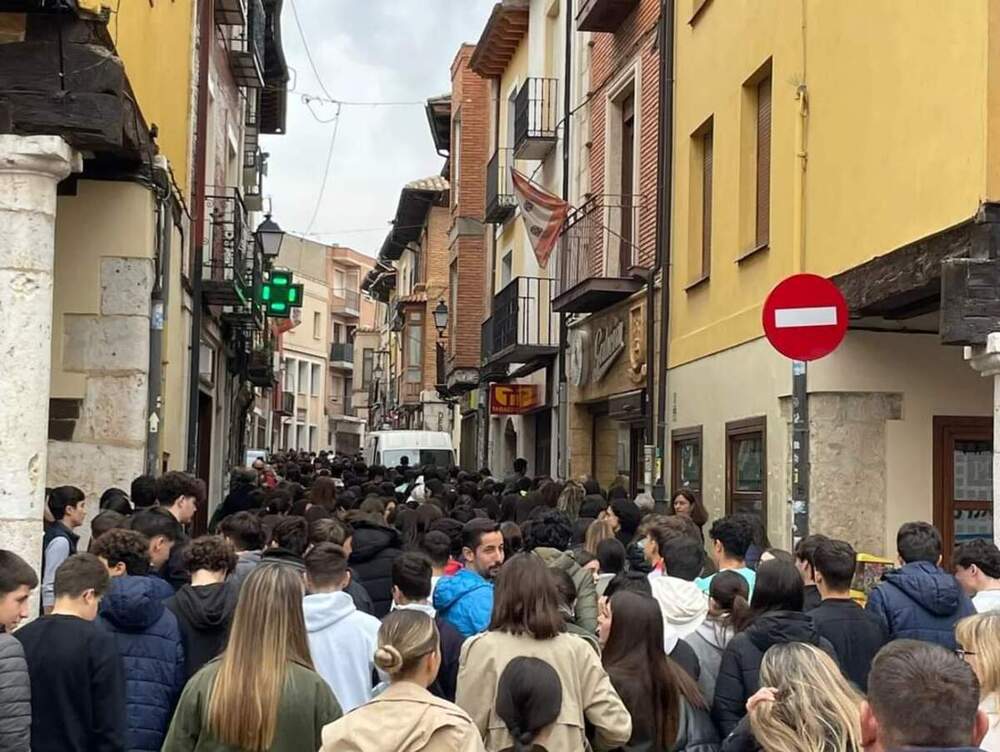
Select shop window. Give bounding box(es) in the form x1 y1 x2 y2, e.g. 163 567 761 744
671 426 703 496
726 417 766 524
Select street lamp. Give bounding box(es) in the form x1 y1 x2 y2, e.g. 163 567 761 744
390 310 405 333
433 299 449 337
255 214 285 260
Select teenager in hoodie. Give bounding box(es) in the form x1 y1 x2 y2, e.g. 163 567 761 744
165 535 238 679
434 519 505 639
304 543 381 712
866 521 975 649
712 558 836 737
348 513 404 617
685 571 748 707
92 528 185 752
647 532 710 648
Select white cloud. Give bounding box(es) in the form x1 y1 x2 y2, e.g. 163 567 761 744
260 0 494 257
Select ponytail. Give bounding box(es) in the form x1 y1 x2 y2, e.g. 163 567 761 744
725 593 754 632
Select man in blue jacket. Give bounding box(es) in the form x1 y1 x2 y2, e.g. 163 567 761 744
866 521 975 649
433 518 504 638
92 528 184 752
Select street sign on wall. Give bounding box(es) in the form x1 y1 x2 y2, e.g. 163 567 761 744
762 274 848 362
490 384 541 415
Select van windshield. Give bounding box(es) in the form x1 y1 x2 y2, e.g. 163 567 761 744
380 449 454 469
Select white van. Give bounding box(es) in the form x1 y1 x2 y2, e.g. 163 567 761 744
363 430 456 469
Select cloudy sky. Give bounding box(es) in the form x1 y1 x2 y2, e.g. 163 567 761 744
260 1 496 257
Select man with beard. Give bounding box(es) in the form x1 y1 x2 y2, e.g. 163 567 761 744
433 519 504 638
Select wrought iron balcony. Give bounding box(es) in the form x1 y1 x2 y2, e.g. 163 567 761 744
331 289 361 317
274 390 294 416
215 0 247 26
514 78 558 160
485 148 517 225
553 194 651 314
483 277 559 368
330 343 354 368
247 347 275 387
202 187 254 308
577 0 639 32
228 0 265 88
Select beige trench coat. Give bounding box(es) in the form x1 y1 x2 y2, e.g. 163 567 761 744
456 631 632 752
319 681 486 752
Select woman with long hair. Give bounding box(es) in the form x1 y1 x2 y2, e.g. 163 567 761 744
957 611 1000 751
162 564 341 752
308 476 339 513
712 559 836 736
685 571 750 706
556 480 585 523
669 489 709 537
584 519 616 557
602 591 719 752
320 610 484 751
747 642 863 752
456 554 631 751
495 657 562 752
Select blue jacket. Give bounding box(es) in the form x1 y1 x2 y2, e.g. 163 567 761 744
432 568 494 639
99 575 185 752
866 561 975 649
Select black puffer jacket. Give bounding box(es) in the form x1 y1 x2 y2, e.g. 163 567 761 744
711 611 835 737
0 633 30 752
348 520 403 617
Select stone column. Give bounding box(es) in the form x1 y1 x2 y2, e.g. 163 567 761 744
0 136 80 583
965 332 1000 545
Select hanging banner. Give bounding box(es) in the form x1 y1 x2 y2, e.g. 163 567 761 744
511 168 570 269
490 384 542 415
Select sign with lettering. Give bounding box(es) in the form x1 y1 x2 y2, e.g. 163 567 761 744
567 327 591 387
489 384 542 415
593 318 626 381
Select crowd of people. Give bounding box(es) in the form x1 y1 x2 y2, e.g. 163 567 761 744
1 450 1000 752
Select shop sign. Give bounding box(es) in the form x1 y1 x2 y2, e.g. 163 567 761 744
567 327 591 387
490 384 541 415
593 318 625 381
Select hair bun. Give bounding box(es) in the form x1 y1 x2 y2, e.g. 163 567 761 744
374 645 404 674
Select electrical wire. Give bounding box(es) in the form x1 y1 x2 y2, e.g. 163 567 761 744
304 102 342 235
287 0 335 101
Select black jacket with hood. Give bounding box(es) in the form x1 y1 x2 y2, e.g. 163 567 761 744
348 520 403 617
711 610 836 737
165 582 235 679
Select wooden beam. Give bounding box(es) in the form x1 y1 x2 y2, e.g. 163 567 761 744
0 89 124 150
0 41 124 93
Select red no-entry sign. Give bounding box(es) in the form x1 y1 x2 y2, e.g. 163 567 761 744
762 274 848 361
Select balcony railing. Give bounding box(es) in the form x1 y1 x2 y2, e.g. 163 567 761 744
483 277 559 367
247 348 275 387
215 0 246 26
577 0 639 32
514 78 558 160
330 342 354 366
553 194 650 313
485 148 517 224
331 289 361 316
228 0 265 88
274 390 294 416
202 187 253 308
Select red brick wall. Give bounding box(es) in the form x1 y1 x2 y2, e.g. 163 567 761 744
448 44 491 370
588 0 661 270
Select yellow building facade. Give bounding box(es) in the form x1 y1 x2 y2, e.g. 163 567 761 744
667 1 1000 554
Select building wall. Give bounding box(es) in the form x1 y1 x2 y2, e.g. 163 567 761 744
669 1 990 367
47 180 157 533
105 0 197 197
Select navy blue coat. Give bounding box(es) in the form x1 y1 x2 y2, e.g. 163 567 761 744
98 575 185 752
865 561 976 649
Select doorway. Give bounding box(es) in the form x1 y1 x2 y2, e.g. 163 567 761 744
503 418 517 477
933 416 993 567
195 391 213 536
534 409 552 478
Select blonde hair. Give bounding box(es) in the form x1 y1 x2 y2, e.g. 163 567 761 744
207 565 313 751
957 611 1000 696
749 643 863 752
375 609 439 679
584 519 616 556
556 480 585 522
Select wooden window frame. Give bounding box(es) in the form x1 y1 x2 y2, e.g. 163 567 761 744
755 74 772 249
726 417 767 525
701 126 714 280
671 426 704 498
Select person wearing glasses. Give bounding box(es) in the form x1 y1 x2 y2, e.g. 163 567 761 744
957 611 1000 752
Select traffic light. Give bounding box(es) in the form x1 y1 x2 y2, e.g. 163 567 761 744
260 270 304 318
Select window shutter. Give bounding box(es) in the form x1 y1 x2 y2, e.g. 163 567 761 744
702 129 713 276
756 76 772 247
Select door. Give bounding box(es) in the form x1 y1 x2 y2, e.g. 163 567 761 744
195 392 213 536
934 416 993 568
629 423 645 498
535 409 552 478
618 93 635 275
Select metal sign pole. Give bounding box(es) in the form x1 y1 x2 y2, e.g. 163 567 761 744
791 359 810 545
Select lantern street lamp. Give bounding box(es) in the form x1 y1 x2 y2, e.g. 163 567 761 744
255 214 285 260
433 299 449 338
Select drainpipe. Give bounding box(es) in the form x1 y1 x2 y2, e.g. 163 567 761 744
186 0 214 472
557 0 572 481
654 0 675 500
146 164 173 474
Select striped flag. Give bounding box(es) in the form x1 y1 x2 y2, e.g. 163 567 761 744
511 168 570 269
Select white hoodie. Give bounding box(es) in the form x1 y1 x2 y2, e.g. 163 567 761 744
650 576 709 652
303 590 382 712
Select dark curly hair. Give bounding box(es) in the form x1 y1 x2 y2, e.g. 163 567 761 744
523 508 573 552
91 528 150 576
183 535 238 575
